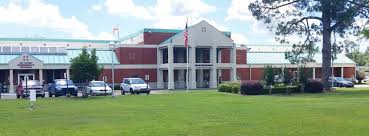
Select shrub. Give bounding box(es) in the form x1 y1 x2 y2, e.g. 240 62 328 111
304 80 324 93
240 81 263 95
261 86 299 94
218 82 240 94
231 84 240 94
218 84 230 92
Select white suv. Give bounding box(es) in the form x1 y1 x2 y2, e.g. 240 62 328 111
120 78 150 95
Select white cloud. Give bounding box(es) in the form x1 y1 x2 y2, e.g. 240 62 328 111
96 32 115 40
0 0 114 40
231 33 248 44
103 0 216 29
105 0 154 19
0 0 92 39
226 0 255 21
91 4 103 11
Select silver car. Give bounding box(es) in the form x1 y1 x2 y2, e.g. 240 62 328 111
120 78 150 95
86 81 112 96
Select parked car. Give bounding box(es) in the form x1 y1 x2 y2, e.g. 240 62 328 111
48 79 78 97
120 78 150 95
16 80 45 98
329 77 355 87
363 76 369 83
86 81 112 96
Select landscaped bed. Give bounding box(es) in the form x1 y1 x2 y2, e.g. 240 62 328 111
1 88 369 136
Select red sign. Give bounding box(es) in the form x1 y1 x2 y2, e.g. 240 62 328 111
17 61 34 68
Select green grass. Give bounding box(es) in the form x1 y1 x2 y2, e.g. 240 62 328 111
1 88 369 136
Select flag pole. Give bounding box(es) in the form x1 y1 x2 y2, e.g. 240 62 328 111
186 17 189 93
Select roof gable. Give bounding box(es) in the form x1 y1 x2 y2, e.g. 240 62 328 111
160 20 233 46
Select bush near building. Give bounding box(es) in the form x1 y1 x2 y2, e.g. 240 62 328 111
240 81 264 95
218 82 240 94
304 80 324 93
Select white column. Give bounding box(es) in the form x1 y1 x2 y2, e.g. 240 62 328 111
66 69 70 80
168 45 174 90
39 69 43 85
210 47 217 88
189 46 197 89
341 67 344 78
210 68 217 88
231 46 237 64
157 69 163 89
218 49 222 63
168 68 174 89
313 68 316 79
157 48 162 64
230 45 237 81
9 69 14 93
211 47 217 64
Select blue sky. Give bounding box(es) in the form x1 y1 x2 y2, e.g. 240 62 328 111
0 0 279 44
0 0 367 50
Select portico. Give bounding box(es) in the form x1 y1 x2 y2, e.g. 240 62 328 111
157 21 237 90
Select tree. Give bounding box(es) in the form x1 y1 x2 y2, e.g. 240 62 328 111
249 0 369 91
283 67 292 85
264 65 276 86
264 65 276 94
356 70 366 83
70 47 103 83
346 50 369 66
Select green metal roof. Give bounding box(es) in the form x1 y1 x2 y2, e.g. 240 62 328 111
247 52 355 65
0 55 18 64
0 49 119 64
0 38 111 43
120 27 231 44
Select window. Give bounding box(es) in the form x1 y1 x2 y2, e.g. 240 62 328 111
128 52 136 60
145 75 150 81
201 27 207 32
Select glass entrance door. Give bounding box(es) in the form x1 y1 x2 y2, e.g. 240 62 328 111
18 74 35 85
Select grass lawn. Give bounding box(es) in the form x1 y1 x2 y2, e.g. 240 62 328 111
1 88 369 136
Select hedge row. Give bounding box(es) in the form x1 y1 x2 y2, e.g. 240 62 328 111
218 82 240 94
261 86 299 94
239 80 323 95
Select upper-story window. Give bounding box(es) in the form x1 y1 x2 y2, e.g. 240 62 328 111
128 52 136 60
201 27 206 32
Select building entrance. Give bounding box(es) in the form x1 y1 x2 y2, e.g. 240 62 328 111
18 74 35 84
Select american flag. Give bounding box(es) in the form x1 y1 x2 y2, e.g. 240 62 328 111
184 21 188 47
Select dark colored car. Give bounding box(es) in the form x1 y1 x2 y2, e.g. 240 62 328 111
329 77 355 87
48 79 78 97
16 80 45 98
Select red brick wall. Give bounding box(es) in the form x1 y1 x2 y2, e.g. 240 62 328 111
315 68 322 78
98 69 157 83
221 69 230 81
344 67 355 78
251 68 264 80
115 47 157 64
221 49 230 63
236 50 247 64
237 68 250 80
143 32 177 44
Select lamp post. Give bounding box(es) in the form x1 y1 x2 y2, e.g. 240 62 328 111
109 41 118 97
